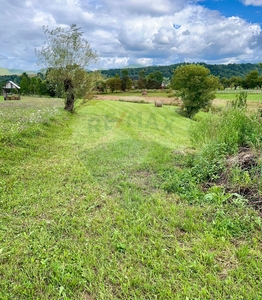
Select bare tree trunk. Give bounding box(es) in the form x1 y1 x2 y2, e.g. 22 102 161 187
64 78 75 111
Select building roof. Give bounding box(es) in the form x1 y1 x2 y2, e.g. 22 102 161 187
3 81 20 89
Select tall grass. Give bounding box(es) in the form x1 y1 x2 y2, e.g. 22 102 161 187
191 108 262 153
188 106 262 191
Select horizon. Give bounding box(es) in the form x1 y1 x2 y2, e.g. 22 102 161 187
1 61 262 76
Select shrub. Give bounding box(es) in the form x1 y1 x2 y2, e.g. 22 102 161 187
171 64 219 118
189 107 262 183
230 91 247 109
190 108 262 153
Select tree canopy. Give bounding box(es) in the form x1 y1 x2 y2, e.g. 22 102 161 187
100 63 262 81
36 24 98 111
171 64 219 118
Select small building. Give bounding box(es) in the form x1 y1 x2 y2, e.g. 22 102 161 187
2 81 21 100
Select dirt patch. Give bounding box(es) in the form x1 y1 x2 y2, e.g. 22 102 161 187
94 94 182 106
208 147 262 215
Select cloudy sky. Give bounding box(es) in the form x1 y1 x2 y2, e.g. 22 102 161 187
1 0 262 70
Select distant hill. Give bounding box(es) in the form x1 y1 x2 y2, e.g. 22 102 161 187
0 68 11 75
9 69 37 75
0 67 37 75
1 62 262 80
101 62 262 79
125 64 144 69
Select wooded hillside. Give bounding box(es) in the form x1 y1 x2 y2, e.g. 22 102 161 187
101 62 262 79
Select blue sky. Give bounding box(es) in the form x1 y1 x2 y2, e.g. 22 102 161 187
203 0 262 24
1 0 262 70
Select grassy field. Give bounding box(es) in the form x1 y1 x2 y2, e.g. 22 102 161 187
100 89 262 110
0 96 261 299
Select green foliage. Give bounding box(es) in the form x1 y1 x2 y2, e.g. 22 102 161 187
120 69 133 91
36 24 98 111
95 80 107 93
20 72 30 95
0 75 20 88
160 168 203 202
191 108 262 153
229 75 243 89
101 62 262 80
191 143 227 182
106 75 122 92
171 64 219 118
146 71 163 89
230 91 247 109
242 69 259 89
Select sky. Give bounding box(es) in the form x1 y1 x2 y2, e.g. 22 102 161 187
1 0 262 71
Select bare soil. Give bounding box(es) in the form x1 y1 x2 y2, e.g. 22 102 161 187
94 94 182 105
209 147 262 215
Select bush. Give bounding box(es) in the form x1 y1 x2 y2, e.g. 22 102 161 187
189 107 262 182
229 91 247 109
171 64 219 118
190 108 262 153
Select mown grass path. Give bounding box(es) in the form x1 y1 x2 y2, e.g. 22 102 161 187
0 99 261 299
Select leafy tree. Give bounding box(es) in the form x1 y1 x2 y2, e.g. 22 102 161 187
29 77 38 95
96 80 107 93
121 69 129 77
35 77 43 95
138 70 146 79
146 71 163 89
171 64 219 118
126 77 133 90
20 72 30 95
137 78 146 90
36 24 97 111
137 70 146 89
106 78 115 92
219 77 230 89
121 69 132 91
258 75 262 88
106 74 121 92
230 76 242 89
242 70 259 89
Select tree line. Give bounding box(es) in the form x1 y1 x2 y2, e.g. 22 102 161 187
101 62 262 80
96 69 165 93
1 64 262 98
0 72 62 97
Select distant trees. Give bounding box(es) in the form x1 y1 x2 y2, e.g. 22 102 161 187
3 62 262 100
171 64 219 118
20 72 30 95
137 70 146 89
36 24 98 111
16 72 51 96
101 63 262 81
106 74 122 92
104 69 165 92
0 75 20 90
146 71 163 89
242 70 260 89
121 69 133 91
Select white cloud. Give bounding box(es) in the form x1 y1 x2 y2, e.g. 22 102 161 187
98 0 187 16
136 58 153 66
241 0 262 6
0 0 262 70
97 57 130 70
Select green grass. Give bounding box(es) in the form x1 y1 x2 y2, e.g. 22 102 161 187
102 90 170 97
216 89 262 101
0 98 261 299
